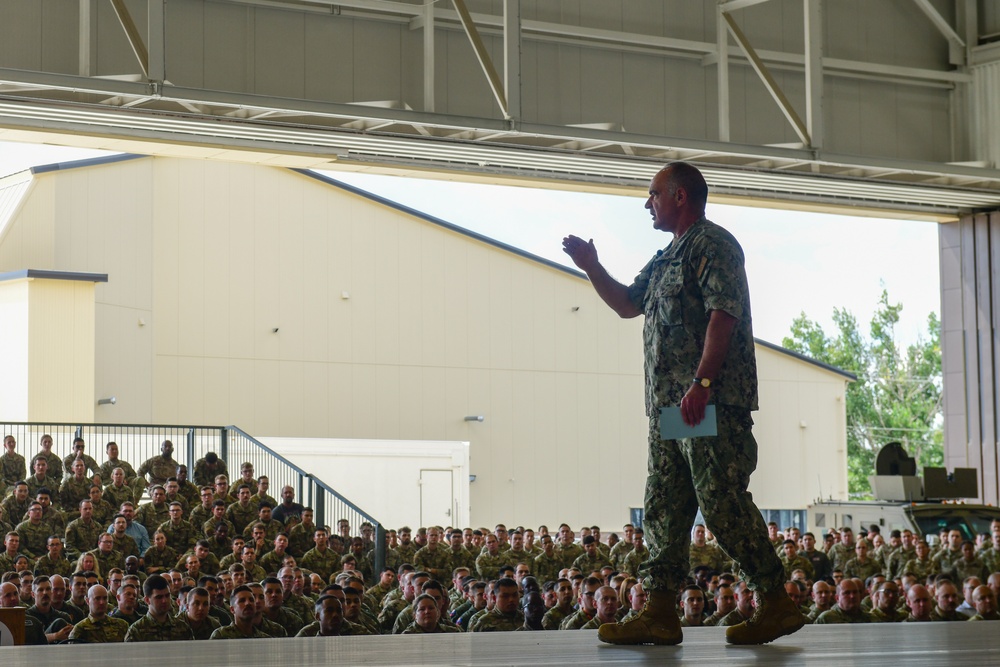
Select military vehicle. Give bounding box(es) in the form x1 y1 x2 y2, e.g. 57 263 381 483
807 443 1000 541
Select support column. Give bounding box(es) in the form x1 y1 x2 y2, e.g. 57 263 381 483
941 212 1000 505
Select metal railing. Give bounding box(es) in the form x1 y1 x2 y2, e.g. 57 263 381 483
0 421 385 573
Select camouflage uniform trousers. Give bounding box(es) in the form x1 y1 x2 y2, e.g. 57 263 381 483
378 597 410 633
124 612 196 641
68 614 130 642
640 406 784 595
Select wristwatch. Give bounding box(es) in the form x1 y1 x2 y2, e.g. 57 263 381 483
693 377 712 388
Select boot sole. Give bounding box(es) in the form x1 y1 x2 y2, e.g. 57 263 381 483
598 634 683 646
724 615 805 646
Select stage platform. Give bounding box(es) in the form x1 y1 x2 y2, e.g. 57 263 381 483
1 623 995 666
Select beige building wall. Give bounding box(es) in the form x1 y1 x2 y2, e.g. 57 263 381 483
0 156 849 529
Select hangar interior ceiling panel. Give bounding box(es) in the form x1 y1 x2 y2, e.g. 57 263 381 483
1 0 1000 217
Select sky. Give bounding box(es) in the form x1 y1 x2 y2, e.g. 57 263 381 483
0 140 941 350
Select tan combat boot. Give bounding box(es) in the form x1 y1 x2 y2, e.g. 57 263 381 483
725 588 805 645
597 589 682 645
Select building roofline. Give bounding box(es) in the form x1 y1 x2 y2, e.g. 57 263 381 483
0 269 109 283
30 153 143 175
754 338 857 381
295 168 588 280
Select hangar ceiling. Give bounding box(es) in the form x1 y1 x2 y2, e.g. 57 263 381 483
1 0 1000 218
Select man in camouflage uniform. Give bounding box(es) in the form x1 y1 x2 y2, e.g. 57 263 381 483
779 539 815 581
2 482 31 528
287 507 316 558
554 524 584 570
469 577 523 632
869 581 907 623
610 524 635 571
103 468 136 511
16 501 50 559
33 535 74 578
135 485 170 533
87 485 116 527
563 162 801 647
189 486 215 528
59 459 92 518
844 540 883 581
559 576 602 630
573 535 612 573
62 438 100 477
1 435 26 489
903 540 939 580
136 440 178 489
475 533 509 580
177 586 222 639
31 435 62 483
68 583 129 642
980 532 1000 574
390 526 418 568
814 579 871 624
929 580 966 622
125 574 195 641
174 465 201 508
621 529 650 578
157 501 198 553
109 514 140 558
193 452 228 488
689 523 730 575
261 575 305 633
969 584 1000 621
582 585 623 629
34 489 66 535
25 459 58 499
414 526 452 584
225 484 258 535
208 584 270 639
533 534 562 585
446 529 476 575
99 442 142 498
64 500 105 558
92 532 126 574
301 527 339 582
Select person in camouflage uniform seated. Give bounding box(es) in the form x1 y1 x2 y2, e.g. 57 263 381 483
67 583 129 642
469 577 523 632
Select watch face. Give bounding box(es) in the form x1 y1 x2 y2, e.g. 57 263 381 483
699 378 711 388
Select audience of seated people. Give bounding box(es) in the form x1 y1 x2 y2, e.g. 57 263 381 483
2 433 1000 644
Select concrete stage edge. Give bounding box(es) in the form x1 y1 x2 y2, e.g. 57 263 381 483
0 624 994 665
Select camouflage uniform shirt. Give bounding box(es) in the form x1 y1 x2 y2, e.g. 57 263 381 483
68 614 130 642
124 611 195 641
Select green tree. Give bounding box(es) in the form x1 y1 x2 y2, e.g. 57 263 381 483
782 290 942 497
